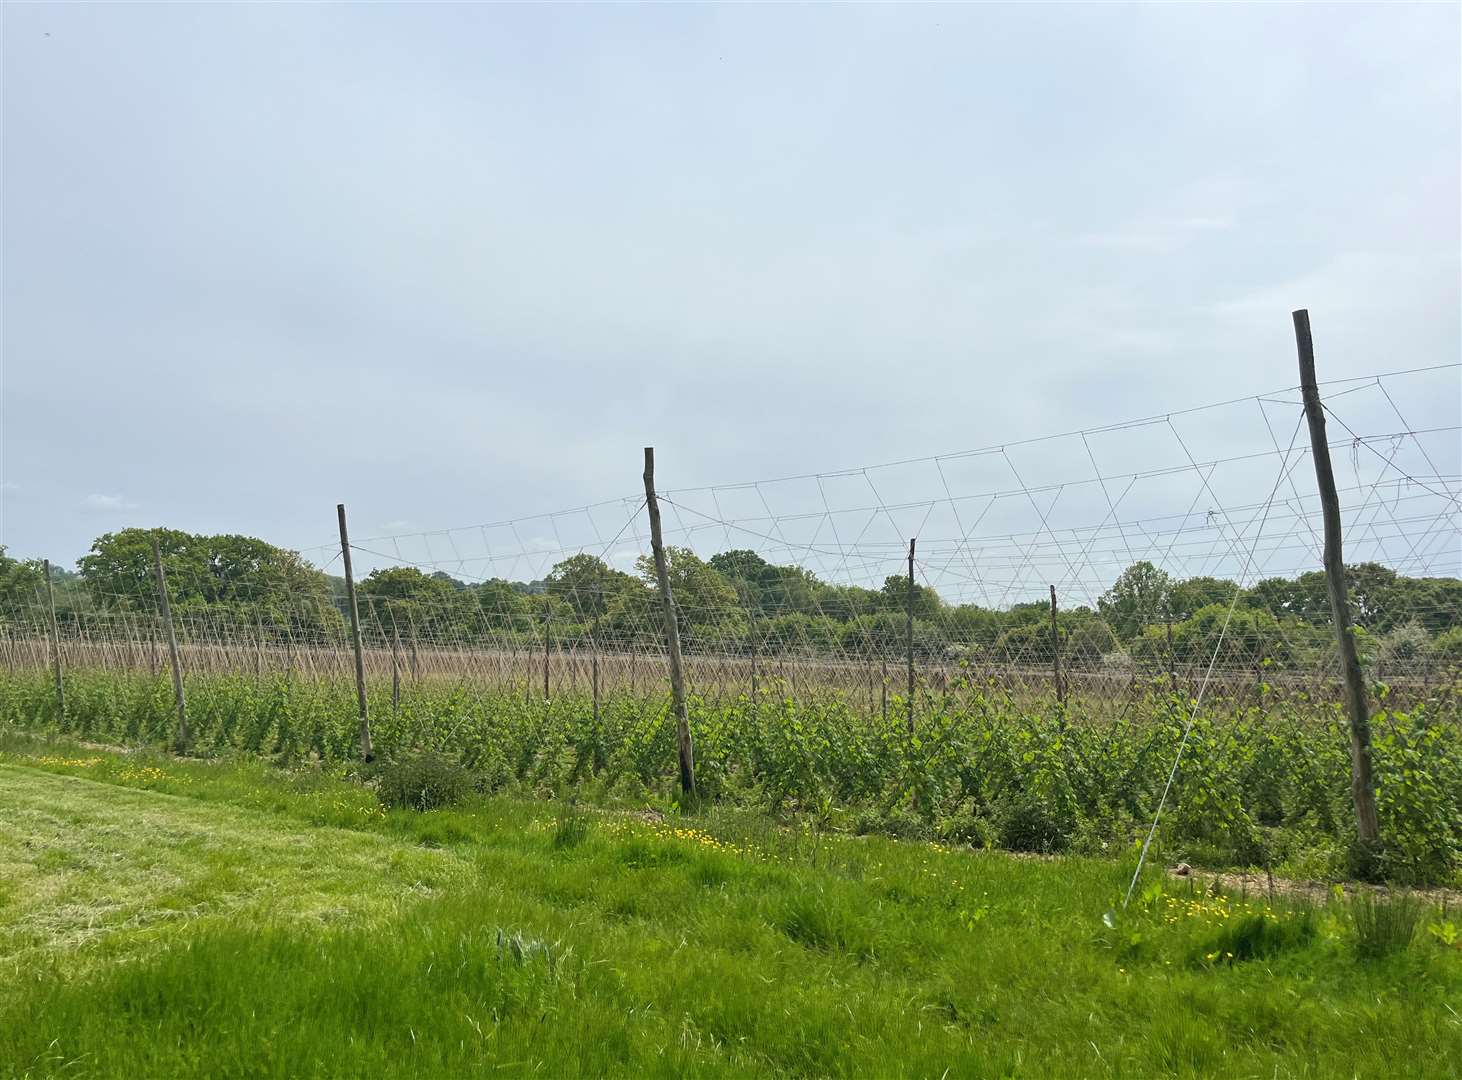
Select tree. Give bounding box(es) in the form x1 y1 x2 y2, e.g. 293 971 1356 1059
1169 576 1237 622
360 567 460 640
879 574 941 619
635 547 745 648
1132 603 1293 668
1098 561 1172 641
709 549 823 616
0 546 47 623
545 554 640 622
78 529 336 632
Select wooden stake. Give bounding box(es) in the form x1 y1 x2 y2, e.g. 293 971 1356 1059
1165 609 1177 698
542 605 552 703
336 503 373 762
43 559 65 723
390 624 402 717
881 658 888 723
1294 309 1380 847
643 447 696 798
150 536 189 750
591 648 600 726
906 538 916 734
1049 584 1064 707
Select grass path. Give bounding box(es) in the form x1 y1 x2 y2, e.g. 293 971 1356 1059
0 764 466 979
0 740 1458 1078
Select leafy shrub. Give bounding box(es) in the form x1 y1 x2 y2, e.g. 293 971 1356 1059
935 808 995 848
853 806 930 841
998 794 1072 854
1430 626 1462 664
376 752 472 812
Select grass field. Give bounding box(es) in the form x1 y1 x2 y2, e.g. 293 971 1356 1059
1 733 1458 1078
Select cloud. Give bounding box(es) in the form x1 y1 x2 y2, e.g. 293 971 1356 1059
1078 215 1235 254
82 493 138 511
0 481 18 492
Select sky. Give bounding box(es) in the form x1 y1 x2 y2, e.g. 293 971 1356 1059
3 3 1459 598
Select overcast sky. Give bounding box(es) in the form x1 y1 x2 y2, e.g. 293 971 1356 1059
3 3 1459 585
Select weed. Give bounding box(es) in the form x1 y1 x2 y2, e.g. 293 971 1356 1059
1347 890 1427 958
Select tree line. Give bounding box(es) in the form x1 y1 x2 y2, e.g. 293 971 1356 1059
2 528 1459 670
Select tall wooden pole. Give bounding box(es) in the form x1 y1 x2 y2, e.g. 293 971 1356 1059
1293 309 1380 847
390 623 402 717
590 591 602 726
542 605 552 703
1049 584 1064 706
150 536 189 750
591 650 600 725
1165 609 1178 698
43 560 65 723
906 538 916 734
881 659 888 723
643 447 696 797
337 503 373 762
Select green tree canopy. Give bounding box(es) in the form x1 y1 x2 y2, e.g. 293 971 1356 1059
545 554 640 622
79 529 336 632
0 546 47 622
1098 561 1173 641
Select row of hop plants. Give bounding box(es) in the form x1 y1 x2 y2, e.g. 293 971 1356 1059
1 667 1457 885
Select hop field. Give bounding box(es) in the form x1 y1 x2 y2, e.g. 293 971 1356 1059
2 667 1458 886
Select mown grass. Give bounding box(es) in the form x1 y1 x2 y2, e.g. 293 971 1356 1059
0 733 1458 1079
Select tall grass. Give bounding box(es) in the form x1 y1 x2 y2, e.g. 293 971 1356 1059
1348 890 1427 958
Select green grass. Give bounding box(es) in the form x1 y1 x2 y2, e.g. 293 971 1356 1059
1 734 1458 1078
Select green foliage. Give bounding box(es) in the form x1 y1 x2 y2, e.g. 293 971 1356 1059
375 752 473 812
544 554 638 622
8 667 1457 884
0 546 48 623
77 528 341 634
1430 626 1462 664
1132 603 1293 668
1099 561 1172 641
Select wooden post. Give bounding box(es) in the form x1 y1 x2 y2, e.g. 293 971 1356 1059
591 649 600 725
1049 584 1064 706
390 625 402 717
1165 609 1177 698
43 559 65 723
150 536 189 750
542 605 552 703
881 658 888 722
589 595 602 725
336 503 373 762
1294 309 1380 847
643 447 696 798
906 538 916 734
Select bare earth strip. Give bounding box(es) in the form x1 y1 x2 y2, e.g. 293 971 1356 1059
0 765 468 978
